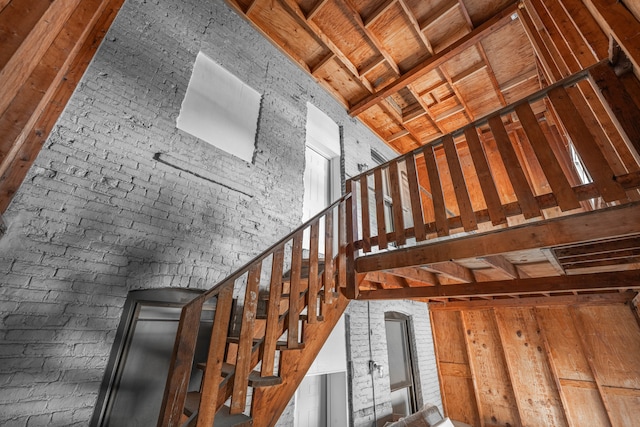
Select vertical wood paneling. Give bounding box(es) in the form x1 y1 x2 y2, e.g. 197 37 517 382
494 307 567 426
572 305 640 391
432 301 640 427
536 306 611 427
431 310 481 426
462 310 520 426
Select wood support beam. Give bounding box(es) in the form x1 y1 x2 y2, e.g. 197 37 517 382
384 267 439 286
481 255 519 279
278 0 374 93
357 269 640 300
0 0 126 213
424 261 475 283
581 0 640 75
349 1 519 116
355 202 640 273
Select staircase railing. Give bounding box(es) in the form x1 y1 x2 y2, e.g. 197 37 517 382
157 194 353 427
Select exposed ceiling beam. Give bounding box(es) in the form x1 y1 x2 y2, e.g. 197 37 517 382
348 1 519 116
278 0 374 92
364 271 410 288
356 269 640 300
424 261 475 283
340 0 401 75
481 255 519 279
428 291 636 309
355 202 640 272
384 267 440 285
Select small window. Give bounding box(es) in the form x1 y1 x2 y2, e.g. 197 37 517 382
177 52 261 163
385 312 420 417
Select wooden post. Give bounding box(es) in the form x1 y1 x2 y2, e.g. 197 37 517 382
589 62 640 158
197 285 234 427
157 296 205 427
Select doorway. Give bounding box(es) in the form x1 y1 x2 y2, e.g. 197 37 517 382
303 103 341 251
91 289 214 427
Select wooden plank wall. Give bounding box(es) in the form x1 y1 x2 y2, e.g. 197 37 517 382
0 0 125 212
430 294 640 427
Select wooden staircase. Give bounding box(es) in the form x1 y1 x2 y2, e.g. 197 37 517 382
158 61 640 427
157 197 353 427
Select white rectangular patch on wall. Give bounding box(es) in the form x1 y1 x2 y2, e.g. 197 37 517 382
177 52 261 163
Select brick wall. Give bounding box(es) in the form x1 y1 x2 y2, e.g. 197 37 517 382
346 300 442 427
0 0 438 425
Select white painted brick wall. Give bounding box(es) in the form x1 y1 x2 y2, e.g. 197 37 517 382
346 300 443 427
0 0 414 425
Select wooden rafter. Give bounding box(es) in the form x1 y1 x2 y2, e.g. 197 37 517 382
349 1 519 116
340 0 401 75
277 0 374 92
397 0 434 54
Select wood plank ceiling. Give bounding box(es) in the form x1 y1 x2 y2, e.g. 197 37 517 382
227 0 539 153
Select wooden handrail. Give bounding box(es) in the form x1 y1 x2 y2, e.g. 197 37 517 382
200 194 350 301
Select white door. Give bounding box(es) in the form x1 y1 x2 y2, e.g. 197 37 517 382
303 104 340 252
303 146 331 222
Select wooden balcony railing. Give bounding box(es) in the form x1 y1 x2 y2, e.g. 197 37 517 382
345 61 639 288
157 60 640 426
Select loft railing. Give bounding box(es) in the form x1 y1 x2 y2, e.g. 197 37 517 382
344 61 639 284
158 60 640 426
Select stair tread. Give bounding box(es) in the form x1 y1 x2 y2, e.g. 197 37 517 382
277 340 305 350
195 362 282 387
184 392 252 426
